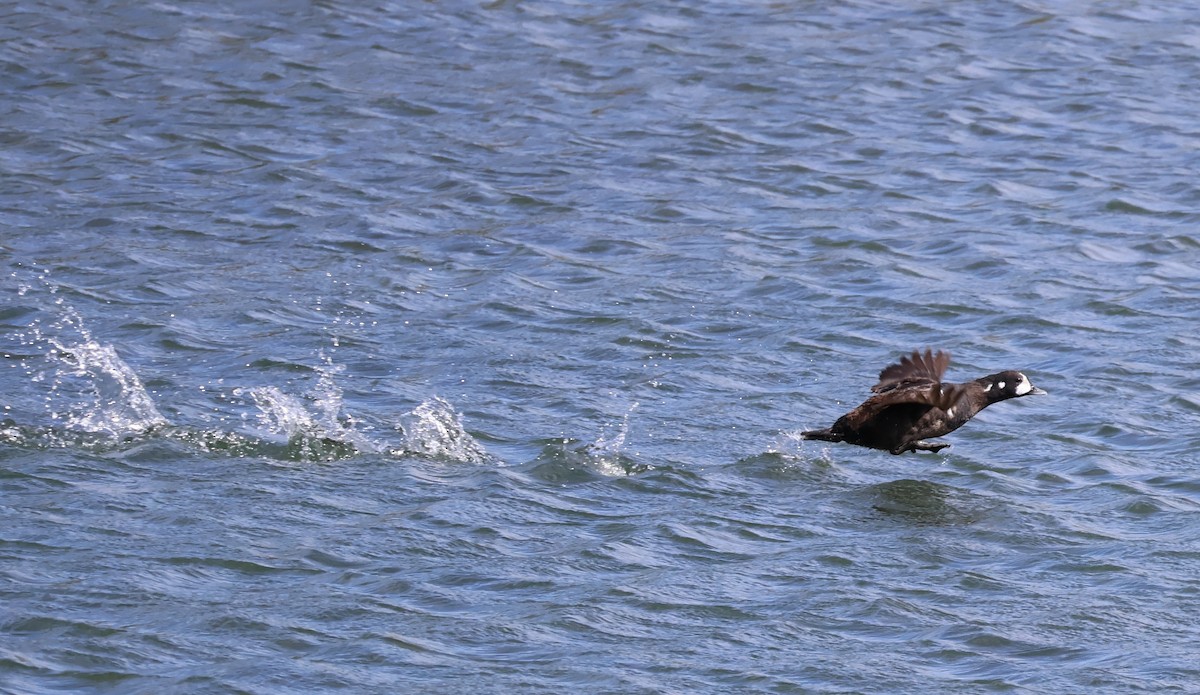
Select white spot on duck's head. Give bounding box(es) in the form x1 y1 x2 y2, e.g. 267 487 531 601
998 381 1006 390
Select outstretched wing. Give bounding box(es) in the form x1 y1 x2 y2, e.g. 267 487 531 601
841 382 966 430
872 349 951 394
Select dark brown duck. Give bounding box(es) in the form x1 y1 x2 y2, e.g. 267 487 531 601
800 349 1046 454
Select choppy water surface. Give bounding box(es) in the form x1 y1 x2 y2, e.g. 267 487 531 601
3 1 1200 692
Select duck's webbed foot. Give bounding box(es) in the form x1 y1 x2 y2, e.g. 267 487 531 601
892 440 951 454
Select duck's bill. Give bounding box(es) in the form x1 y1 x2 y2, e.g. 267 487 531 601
1028 386 1048 395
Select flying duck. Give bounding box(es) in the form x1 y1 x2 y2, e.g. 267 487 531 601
800 349 1045 454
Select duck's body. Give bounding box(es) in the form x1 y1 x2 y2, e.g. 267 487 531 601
800 349 1045 454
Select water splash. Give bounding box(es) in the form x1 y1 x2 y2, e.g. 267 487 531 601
47 339 168 437
771 429 811 455
769 428 836 467
526 402 647 481
249 386 320 438
583 401 642 476
395 396 490 463
12 281 169 439
244 355 380 461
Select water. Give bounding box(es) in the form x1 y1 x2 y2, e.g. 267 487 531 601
2 1 1199 692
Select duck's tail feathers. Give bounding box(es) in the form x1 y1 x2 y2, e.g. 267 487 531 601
799 428 842 443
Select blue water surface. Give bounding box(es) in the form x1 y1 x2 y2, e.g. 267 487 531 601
3 1 1200 693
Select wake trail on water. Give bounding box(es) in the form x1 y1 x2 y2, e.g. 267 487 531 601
4 282 492 464
5 276 677 473
0 279 839 481
2 275 812 474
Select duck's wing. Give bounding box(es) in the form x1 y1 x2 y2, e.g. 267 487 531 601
871 349 951 394
899 381 965 411
841 381 967 430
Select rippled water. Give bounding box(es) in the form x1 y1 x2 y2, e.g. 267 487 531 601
3 1 1200 693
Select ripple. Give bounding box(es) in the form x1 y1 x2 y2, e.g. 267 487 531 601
865 479 997 525
4 0 1200 692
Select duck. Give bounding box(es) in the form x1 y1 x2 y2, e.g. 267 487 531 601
799 349 1045 454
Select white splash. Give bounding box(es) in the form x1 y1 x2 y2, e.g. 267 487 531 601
583 402 641 476
773 429 808 454
41 332 168 438
65 341 165 435
250 386 318 438
772 428 835 465
396 396 489 463
7 269 168 439
247 357 379 455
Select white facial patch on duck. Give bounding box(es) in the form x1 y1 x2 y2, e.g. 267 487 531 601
984 383 992 392
1014 373 1033 396
998 381 1005 390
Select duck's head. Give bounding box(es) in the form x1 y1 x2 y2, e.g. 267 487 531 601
983 371 1046 401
